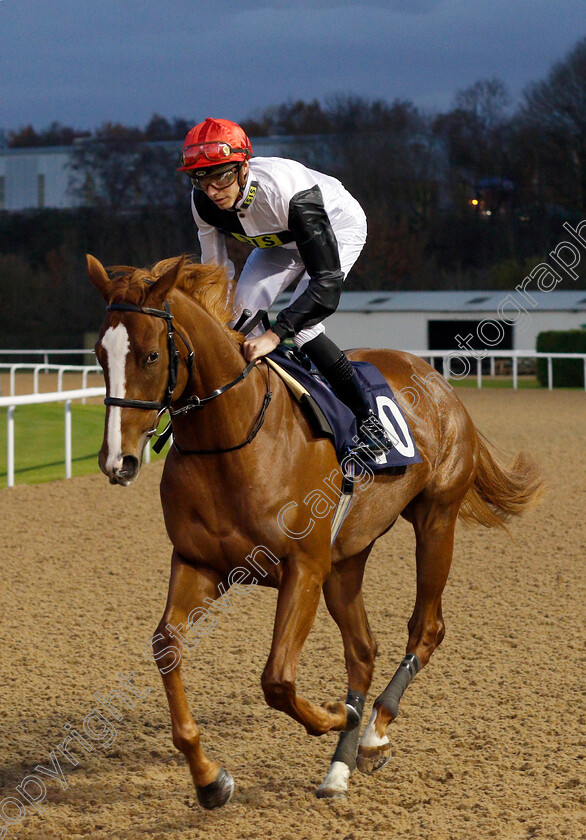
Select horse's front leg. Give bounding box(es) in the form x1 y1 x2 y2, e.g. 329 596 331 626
151 552 233 810
261 557 356 736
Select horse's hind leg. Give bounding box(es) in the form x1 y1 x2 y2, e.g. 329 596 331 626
151 552 234 809
357 499 460 775
316 546 377 799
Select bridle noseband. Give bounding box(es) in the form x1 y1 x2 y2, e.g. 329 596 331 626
103 300 271 454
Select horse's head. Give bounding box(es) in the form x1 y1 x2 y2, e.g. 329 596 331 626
88 254 187 485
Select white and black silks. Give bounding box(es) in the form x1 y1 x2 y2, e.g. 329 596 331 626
190 156 367 341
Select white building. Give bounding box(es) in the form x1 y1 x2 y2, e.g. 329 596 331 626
271 290 586 352
0 136 328 211
0 145 78 210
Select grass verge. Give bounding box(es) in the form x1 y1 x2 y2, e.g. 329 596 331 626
450 376 541 389
0 404 166 487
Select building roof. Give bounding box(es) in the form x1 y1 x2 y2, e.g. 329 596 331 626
271 290 586 313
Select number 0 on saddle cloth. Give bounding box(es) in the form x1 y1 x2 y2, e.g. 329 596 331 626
266 347 422 470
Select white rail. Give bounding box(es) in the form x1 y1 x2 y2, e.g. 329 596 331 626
0 387 106 488
406 350 586 391
0 363 103 397
0 386 156 488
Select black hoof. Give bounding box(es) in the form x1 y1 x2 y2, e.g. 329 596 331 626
344 703 361 731
196 768 234 810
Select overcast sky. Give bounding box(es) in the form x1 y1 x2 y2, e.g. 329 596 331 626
1 0 585 134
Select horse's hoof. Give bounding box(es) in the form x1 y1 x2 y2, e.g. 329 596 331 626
316 761 350 799
356 743 391 775
196 767 234 809
316 786 347 799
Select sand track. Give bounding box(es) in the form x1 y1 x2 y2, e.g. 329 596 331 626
0 389 584 840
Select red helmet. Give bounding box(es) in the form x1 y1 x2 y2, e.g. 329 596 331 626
177 118 253 172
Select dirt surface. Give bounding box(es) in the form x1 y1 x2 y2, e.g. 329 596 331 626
0 389 584 840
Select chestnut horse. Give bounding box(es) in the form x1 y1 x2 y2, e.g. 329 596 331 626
88 254 541 809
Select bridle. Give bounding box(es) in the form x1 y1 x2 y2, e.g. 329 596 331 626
103 301 272 454
105 302 189 419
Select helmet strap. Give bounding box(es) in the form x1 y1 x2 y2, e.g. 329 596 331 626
231 163 248 209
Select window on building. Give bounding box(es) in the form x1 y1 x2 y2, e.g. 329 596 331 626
37 173 45 208
428 318 513 373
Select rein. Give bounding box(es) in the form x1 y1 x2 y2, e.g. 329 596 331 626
104 300 272 454
172 363 272 456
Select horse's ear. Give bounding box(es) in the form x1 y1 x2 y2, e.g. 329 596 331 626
145 256 185 306
86 254 112 300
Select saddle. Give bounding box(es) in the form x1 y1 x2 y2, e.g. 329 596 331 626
265 347 422 472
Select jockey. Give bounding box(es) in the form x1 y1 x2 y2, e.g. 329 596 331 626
178 117 392 456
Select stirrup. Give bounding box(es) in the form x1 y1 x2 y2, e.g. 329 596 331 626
353 411 393 457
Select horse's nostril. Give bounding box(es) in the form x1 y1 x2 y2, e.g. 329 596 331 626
121 455 139 479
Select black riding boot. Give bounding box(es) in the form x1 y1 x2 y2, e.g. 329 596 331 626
302 334 393 456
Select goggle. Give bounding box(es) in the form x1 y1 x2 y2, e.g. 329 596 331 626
188 165 239 191
181 141 250 169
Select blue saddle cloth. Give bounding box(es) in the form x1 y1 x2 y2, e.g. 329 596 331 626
267 347 422 471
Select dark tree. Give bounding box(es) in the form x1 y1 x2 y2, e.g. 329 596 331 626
518 37 586 212
8 122 89 148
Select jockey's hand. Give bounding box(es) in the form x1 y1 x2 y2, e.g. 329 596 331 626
242 329 281 362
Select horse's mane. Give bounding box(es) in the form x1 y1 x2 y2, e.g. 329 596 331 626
106 256 243 343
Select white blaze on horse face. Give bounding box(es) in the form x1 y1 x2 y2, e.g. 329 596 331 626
359 708 390 749
101 323 130 472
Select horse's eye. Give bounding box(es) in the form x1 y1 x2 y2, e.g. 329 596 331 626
145 352 159 366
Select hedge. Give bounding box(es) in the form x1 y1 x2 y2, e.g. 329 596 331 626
536 330 586 387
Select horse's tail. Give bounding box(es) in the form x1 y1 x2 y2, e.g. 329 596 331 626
459 433 544 529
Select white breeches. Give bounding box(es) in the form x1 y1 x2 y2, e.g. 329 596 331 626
232 219 367 347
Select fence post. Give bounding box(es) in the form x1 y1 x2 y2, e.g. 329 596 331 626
547 356 553 391
7 406 15 488
512 356 518 390
477 357 482 389
443 356 450 380
65 400 72 479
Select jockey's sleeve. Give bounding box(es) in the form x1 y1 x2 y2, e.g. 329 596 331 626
191 190 236 280
272 185 344 340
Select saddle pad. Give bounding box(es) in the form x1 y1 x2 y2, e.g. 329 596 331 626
266 348 422 470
